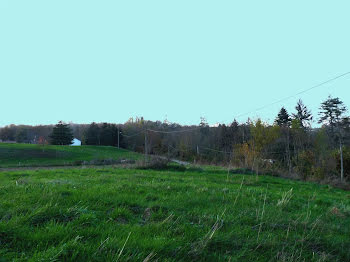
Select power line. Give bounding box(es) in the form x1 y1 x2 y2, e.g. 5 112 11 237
121 128 296 158
232 71 350 120
122 70 350 136
146 127 201 134
124 71 350 134
201 147 232 155
121 130 145 138
119 71 350 159
122 127 201 137
168 144 194 153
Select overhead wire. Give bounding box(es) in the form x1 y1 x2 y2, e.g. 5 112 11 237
231 71 350 120
121 130 145 138
119 71 350 158
122 71 350 134
146 127 201 134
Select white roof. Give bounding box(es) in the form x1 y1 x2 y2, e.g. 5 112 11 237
71 138 81 146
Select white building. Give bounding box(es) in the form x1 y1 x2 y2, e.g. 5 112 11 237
71 138 82 146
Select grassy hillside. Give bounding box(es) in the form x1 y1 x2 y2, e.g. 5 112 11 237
0 143 141 168
0 167 349 261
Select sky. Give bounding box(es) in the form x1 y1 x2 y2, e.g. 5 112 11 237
1 1 349 127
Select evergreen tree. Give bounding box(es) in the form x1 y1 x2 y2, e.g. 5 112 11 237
292 99 313 129
318 96 348 181
85 122 121 146
49 121 74 145
275 107 292 172
100 123 117 146
318 96 347 136
85 122 101 145
343 117 350 146
275 107 291 127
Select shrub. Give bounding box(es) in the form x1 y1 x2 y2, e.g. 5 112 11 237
136 157 170 170
229 168 256 175
83 158 136 166
295 150 315 180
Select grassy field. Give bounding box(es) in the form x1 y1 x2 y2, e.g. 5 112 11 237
0 143 141 168
0 166 349 261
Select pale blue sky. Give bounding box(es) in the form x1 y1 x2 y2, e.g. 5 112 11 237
1 1 349 127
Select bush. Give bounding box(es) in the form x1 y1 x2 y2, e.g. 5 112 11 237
311 166 326 180
229 168 256 175
81 159 136 166
294 150 340 181
295 150 315 180
136 157 170 170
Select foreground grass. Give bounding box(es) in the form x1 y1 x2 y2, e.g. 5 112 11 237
0 167 350 261
0 143 141 168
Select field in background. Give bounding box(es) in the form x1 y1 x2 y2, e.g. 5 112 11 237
0 166 349 261
0 143 141 168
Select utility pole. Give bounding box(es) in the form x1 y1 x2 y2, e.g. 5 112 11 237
117 127 120 149
144 131 147 159
168 144 170 160
340 138 344 182
337 123 344 182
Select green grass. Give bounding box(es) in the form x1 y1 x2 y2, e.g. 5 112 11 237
0 167 349 261
0 143 141 168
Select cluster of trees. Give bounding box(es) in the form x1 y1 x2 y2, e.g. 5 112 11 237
114 96 349 182
85 123 122 147
1 96 349 182
0 121 123 147
0 125 53 143
269 97 349 181
0 123 86 144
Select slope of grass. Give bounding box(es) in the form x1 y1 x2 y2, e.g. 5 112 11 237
0 167 349 261
0 143 141 168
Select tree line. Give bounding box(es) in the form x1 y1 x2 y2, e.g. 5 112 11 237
1 96 349 181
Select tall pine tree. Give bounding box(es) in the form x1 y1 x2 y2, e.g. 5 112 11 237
318 96 347 181
292 99 313 129
49 121 74 145
275 107 291 127
275 107 292 173
318 96 347 136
